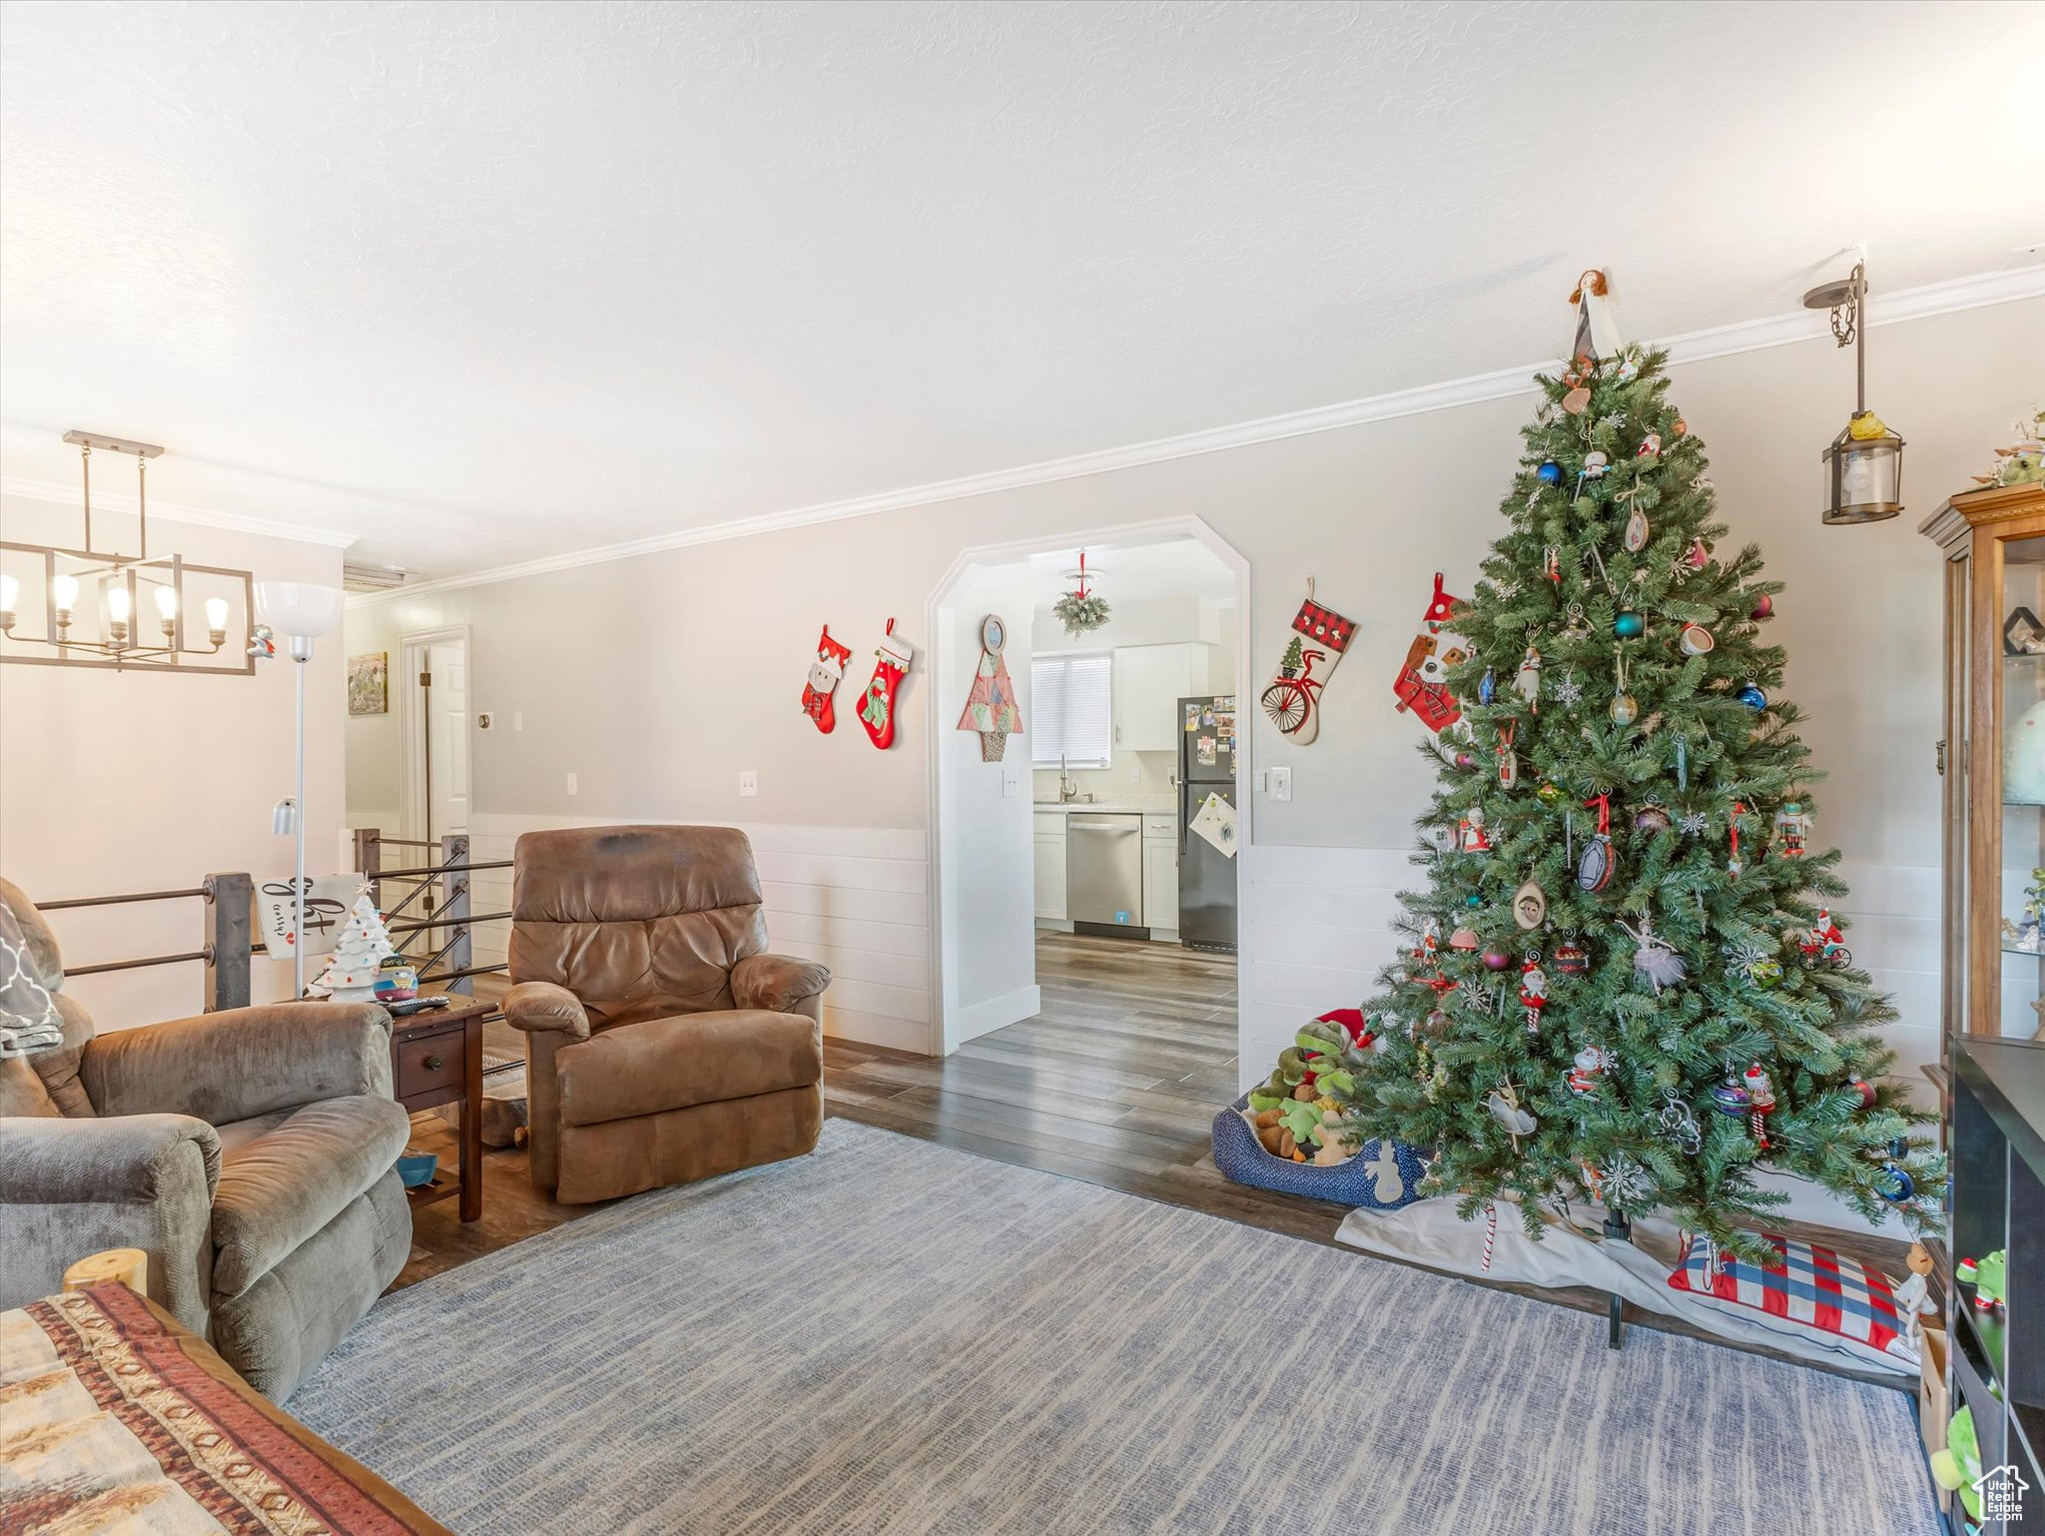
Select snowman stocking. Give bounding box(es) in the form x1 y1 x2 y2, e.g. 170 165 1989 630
801 625 853 734
857 619 915 750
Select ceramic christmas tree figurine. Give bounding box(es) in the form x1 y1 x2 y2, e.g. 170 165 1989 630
1331 327 1942 1260
309 893 398 1002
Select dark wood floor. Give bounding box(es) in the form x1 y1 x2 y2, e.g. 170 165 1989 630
395 931 1915 1387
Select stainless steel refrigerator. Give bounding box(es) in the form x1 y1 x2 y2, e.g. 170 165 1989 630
1176 695 1238 951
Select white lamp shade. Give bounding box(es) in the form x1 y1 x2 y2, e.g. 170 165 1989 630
254 581 344 639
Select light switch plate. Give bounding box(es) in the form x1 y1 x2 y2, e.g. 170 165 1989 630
1268 766 1292 802
739 770 758 797
1002 764 1022 798
513 710 524 732
566 772 579 797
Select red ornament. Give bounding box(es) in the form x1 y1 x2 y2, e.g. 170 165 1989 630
1750 592 1775 621
1849 1074 1877 1109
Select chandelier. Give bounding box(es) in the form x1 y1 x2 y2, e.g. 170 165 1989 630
0 431 255 674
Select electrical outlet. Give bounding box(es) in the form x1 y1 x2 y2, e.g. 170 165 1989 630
566 772 578 797
739 770 758 797
1267 766 1292 802
1002 764 1022 798
1128 763 1139 785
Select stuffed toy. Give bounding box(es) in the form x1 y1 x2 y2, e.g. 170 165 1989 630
1246 1011 1376 1164
1929 1406 1984 1524
1957 1249 2007 1312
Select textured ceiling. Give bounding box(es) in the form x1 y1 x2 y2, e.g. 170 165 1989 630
1 1 2039 575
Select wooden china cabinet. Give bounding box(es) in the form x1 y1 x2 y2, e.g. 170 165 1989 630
1921 481 2045 1078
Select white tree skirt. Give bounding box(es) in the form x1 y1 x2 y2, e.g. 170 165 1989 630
1335 1197 1919 1376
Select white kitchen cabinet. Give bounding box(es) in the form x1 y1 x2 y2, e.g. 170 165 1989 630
1112 643 1211 753
1033 811 1068 920
1141 816 1179 938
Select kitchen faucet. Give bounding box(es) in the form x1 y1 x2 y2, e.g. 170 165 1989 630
1058 755 1079 804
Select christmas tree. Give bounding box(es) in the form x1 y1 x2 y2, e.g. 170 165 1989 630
309 894 398 1002
1335 339 1942 1257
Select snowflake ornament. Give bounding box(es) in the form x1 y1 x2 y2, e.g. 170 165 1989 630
1552 670 1585 709
1676 810 1710 836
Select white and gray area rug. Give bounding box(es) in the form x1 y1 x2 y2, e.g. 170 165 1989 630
292 1120 1937 1536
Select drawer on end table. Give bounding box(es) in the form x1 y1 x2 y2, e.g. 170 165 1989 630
394 1029 462 1102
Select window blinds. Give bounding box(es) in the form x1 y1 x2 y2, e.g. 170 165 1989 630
1030 651 1113 768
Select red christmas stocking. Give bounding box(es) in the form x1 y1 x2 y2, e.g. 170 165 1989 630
858 619 915 750
801 625 853 734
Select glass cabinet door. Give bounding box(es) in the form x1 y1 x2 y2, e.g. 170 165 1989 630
1995 536 2045 1037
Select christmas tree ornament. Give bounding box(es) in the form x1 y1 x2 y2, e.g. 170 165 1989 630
858 619 916 749
1710 1074 1751 1118
1636 431 1662 459
1392 572 1467 736
1553 938 1589 975
1674 735 1688 790
1496 719 1518 788
1657 1089 1703 1155
1567 1043 1612 1095
1513 647 1541 712
1537 460 1564 486
1678 623 1715 657
1559 603 1593 641
1459 807 1493 854
1849 1074 1878 1109
1728 800 1745 878
1621 494 1650 553
1681 537 1710 573
1448 925 1480 951
1264 580 1357 746
1478 664 1496 705
1486 1083 1537 1147
308 894 398 1003
1513 879 1547 930
1749 956 1785 989
1608 688 1638 727
1465 893 1484 909
1736 679 1769 710
1482 946 1512 971
1536 779 1562 805
1773 801 1812 857
800 625 853 733
1798 908 1852 969
1749 592 1775 621
1633 803 1672 834
1519 956 1548 1030
955 614 1022 761
1876 1161 1915 1203
1543 546 1561 584
1673 417 1688 437
1742 1063 1776 1149
1619 916 1688 993
1582 450 1611 479
1561 379 1592 417
1613 608 1645 640
1577 794 1616 892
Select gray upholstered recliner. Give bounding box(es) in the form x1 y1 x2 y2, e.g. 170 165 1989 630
0 878 412 1399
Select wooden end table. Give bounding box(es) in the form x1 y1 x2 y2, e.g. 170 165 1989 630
389 1000 492 1222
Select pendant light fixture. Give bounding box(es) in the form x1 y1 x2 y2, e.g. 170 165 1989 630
1802 262 1905 525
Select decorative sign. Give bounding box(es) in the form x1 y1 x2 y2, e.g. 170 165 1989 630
257 875 365 960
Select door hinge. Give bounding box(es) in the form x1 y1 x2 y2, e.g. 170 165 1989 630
1935 738 1946 777
419 671 432 687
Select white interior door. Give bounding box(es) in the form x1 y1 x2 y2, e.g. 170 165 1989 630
401 630 471 850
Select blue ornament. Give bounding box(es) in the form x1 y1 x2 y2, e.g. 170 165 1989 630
1479 667 1496 705
1613 610 1645 640
1737 683 1769 710
1876 1163 1914 1203
1710 1077 1751 1117
1537 461 1564 486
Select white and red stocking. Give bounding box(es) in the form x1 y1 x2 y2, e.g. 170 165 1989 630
858 619 915 750
1261 581 1358 746
1393 572 1468 735
801 625 853 734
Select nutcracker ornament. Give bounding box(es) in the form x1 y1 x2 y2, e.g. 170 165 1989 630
1772 801 1812 858
800 625 853 733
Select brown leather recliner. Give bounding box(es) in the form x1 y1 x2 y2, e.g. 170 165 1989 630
504 826 830 1205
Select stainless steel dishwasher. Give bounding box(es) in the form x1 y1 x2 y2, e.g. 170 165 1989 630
1066 813 1145 933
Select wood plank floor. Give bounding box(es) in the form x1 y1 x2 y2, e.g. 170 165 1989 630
394 931 1916 1388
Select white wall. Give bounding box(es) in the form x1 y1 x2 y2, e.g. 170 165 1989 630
344 297 2045 1123
0 490 346 1028
937 564 1039 1045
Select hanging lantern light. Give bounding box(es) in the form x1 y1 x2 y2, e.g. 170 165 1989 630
1803 261 1904 525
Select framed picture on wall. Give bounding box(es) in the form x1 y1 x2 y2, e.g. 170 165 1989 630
348 651 389 715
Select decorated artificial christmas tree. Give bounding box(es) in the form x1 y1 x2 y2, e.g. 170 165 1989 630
309 893 398 1002
1334 331 1943 1259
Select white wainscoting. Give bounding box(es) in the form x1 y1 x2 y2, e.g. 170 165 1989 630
1237 843 1943 1109
451 814 934 1055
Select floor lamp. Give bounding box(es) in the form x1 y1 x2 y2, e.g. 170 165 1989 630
255 582 345 999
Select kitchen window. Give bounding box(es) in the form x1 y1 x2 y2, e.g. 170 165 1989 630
1031 651 1113 769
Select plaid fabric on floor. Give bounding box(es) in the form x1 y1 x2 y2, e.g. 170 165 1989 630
1668 1231 1905 1357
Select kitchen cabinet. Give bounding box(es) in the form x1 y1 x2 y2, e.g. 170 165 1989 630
1142 814 1179 938
1033 811 1067 920
1113 643 1210 753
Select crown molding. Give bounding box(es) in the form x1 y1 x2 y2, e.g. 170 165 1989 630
0 475 359 549
352 262 2045 608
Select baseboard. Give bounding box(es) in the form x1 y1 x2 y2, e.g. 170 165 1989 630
1035 918 1075 933
950 984 1042 1047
